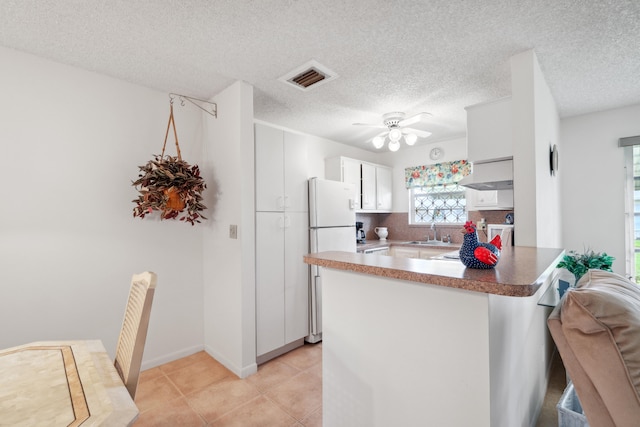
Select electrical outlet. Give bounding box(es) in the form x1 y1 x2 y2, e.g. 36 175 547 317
229 224 238 239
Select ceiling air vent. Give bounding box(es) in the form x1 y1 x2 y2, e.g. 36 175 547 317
279 60 338 92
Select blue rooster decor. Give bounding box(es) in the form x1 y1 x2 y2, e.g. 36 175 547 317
459 221 502 269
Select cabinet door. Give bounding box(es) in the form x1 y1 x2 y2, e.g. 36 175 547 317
284 212 309 343
475 191 498 207
390 247 420 259
283 132 309 212
255 124 284 211
342 158 362 210
376 166 392 211
361 163 377 210
466 189 513 211
418 248 452 259
466 97 513 162
256 212 285 356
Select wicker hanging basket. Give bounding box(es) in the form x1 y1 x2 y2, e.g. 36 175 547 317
132 105 207 225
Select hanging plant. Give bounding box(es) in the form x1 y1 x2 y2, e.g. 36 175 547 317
132 104 207 225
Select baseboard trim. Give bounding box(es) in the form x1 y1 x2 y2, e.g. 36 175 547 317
256 339 304 365
204 344 258 379
141 344 204 371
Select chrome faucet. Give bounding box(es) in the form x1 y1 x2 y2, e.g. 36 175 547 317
430 222 437 242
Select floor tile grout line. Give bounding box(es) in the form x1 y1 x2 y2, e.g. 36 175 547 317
136 347 323 424
261 393 306 422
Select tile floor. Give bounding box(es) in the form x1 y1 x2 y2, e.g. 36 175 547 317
133 343 322 426
535 351 567 427
134 341 565 427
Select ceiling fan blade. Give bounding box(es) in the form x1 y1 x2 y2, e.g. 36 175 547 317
372 130 389 139
403 128 432 138
353 122 387 129
399 112 432 127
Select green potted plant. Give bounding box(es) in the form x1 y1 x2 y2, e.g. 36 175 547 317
132 105 207 225
556 249 615 294
132 154 207 225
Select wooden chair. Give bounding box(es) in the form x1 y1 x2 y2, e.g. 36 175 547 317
114 271 157 400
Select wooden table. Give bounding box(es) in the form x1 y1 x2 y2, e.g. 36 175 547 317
0 340 139 426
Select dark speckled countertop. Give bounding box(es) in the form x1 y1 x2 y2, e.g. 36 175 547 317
304 246 564 297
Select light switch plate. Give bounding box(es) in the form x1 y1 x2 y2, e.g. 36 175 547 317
229 224 238 239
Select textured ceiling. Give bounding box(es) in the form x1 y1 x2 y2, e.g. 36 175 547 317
1 0 639 151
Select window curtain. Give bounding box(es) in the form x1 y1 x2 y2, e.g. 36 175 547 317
405 160 471 188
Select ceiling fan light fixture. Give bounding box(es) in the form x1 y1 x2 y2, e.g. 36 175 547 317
388 128 402 142
404 133 417 146
372 136 385 149
388 140 401 152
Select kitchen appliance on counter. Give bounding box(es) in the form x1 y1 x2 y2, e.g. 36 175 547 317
487 224 514 246
308 177 357 343
356 221 366 243
374 227 388 240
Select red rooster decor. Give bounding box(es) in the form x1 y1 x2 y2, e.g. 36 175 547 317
459 221 502 269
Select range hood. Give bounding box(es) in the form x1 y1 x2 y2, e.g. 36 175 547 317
459 159 513 191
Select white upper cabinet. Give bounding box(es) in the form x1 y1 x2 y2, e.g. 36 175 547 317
465 97 513 163
255 124 283 211
375 165 393 211
466 188 514 211
283 132 309 212
326 156 392 213
325 156 361 210
361 162 377 210
255 123 308 212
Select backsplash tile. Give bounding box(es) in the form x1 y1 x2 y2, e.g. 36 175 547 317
356 210 513 244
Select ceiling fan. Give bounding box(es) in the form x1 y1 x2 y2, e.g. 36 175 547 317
353 112 432 151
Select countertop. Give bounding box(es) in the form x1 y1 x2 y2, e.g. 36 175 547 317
356 239 458 252
304 246 564 297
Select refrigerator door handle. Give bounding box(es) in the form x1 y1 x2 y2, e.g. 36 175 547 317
311 274 321 335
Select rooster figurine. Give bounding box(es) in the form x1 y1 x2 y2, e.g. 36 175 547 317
459 221 502 269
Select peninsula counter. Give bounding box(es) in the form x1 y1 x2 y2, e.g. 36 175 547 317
304 246 564 427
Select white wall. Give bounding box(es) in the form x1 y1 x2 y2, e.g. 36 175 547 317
560 103 640 277
203 81 257 377
511 50 561 248
0 46 205 368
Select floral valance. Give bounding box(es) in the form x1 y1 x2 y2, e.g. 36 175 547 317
405 160 472 188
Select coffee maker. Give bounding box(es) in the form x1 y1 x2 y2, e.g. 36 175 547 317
356 221 366 243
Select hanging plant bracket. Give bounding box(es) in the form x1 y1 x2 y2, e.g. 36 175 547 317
131 102 208 225
169 93 217 118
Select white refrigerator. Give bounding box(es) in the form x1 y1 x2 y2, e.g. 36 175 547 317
307 177 357 343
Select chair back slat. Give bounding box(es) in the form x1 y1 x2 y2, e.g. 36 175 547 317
114 271 157 400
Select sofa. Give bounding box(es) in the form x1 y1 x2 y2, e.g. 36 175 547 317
547 269 640 426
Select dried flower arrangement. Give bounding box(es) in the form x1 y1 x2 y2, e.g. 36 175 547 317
132 105 207 225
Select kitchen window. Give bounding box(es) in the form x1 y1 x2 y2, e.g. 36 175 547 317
410 184 467 224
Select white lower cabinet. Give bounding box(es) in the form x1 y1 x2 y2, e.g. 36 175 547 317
389 246 451 259
256 212 309 358
389 247 420 259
